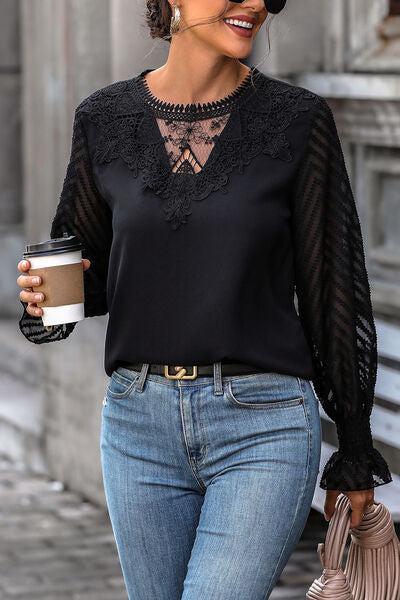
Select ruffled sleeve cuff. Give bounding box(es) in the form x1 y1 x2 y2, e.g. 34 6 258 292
18 300 77 344
319 415 393 491
319 446 393 491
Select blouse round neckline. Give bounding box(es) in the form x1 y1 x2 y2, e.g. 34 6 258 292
134 66 259 119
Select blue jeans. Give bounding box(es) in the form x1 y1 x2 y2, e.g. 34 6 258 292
100 363 321 599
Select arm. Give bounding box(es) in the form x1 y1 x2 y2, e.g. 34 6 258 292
290 96 392 491
19 105 113 343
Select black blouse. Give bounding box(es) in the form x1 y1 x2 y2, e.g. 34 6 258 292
19 65 393 492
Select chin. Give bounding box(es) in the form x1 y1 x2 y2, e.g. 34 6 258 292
221 46 253 60
213 39 253 60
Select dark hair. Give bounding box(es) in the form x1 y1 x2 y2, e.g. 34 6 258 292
145 0 229 42
145 0 173 40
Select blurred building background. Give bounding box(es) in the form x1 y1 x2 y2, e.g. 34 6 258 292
1 0 400 515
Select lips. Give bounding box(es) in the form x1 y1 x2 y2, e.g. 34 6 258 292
223 17 255 38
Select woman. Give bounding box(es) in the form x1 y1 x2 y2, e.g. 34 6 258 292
17 0 392 598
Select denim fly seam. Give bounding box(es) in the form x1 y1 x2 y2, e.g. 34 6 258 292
163 361 222 492
178 383 207 493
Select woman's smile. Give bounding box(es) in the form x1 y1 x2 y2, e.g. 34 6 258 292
223 14 256 38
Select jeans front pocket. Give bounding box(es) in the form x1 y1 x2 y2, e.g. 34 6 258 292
225 373 304 409
106 369 140 400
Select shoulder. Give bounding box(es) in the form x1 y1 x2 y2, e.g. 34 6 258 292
250 70 328 126
255 71 322 104
247 71 331 149
74 75 143 126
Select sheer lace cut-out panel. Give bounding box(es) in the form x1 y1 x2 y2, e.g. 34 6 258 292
156 112 231 174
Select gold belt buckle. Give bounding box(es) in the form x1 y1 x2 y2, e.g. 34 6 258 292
164 365 198 380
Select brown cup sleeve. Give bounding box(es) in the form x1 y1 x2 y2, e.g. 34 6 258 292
29 263 84 307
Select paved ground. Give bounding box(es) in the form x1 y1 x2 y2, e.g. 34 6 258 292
0 455 328 599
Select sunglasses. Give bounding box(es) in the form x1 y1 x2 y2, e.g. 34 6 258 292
230 0 286 13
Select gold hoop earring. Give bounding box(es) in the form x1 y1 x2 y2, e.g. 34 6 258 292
170 4 181 35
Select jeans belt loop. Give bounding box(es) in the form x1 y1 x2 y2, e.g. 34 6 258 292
135 363 150 393
213 361 223 396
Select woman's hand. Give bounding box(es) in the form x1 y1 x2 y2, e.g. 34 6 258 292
324 489 374 528
17 258 91 317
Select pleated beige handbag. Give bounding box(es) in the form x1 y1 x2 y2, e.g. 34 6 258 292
306 493 400 599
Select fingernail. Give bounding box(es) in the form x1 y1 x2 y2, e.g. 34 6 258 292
33 277 40 284
35 293 43 301
22 260 28 267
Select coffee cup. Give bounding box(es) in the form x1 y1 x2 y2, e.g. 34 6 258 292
23 232 85 327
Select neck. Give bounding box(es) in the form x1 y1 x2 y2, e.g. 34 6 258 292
143 45 251 107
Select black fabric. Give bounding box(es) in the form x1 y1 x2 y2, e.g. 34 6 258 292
18 65 392 491
290 96 392 491
19 105 113 342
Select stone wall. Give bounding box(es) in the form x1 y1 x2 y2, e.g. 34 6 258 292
0 0 23 318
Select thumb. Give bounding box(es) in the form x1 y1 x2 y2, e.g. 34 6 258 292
324 490 340 521
82 258 91 271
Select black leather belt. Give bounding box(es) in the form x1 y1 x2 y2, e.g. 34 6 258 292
122 362 267 380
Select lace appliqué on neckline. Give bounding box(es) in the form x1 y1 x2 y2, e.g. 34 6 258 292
78 70 319 230
137 66 255 120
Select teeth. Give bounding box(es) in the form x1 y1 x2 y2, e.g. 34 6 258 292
224 18 254 29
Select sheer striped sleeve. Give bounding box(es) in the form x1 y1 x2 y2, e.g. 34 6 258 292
18 105 113 344
291 96 392 491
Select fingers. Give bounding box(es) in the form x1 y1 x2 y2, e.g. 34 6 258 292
347 489 374 528
17 273 42 288
324 489 340 521
17 259 40 288
349 505 365 528
19 285 44 317
17 259 30 273
26 303 43 318
17 259 44 317
324 489 375 528
17 257 90 318
19 288 45 305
